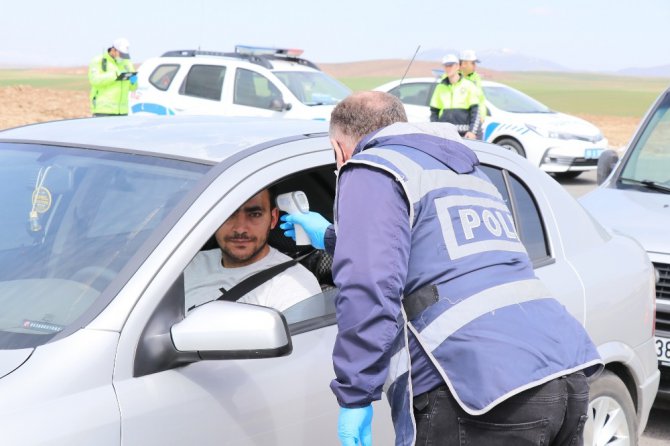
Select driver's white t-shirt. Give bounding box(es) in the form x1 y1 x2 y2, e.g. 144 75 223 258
184 247 321 312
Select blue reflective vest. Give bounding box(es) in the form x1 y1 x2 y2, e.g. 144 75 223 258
338 123 601 446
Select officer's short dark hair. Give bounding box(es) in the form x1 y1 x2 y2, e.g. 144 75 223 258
330 91 407 141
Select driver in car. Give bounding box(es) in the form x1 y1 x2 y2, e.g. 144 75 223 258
184 187 321 312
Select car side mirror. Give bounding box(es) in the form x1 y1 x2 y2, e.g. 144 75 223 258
596 149 619 185
270 97 291 112
171 300 292 360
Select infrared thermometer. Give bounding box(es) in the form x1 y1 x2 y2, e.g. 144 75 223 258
277 191 311 245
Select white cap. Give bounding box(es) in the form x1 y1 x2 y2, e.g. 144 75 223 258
441 54 459 65
112 38 131 59
459 49 480 62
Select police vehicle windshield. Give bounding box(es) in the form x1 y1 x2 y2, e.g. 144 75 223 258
0 143 209 349
273 71 351 106
484 85 552 114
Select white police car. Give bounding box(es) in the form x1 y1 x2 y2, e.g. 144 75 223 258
130 45 351 121
375 77 609 179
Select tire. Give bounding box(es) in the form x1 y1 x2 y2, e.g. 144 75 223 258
584 370 638 446
553 171 582 180
495 138 526 158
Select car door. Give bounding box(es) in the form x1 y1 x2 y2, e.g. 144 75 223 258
228 68 286 118
169 64 228 114
387 81 434 122
109 138 395 445
476 148 586 321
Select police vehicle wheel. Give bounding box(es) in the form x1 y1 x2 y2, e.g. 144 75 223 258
553 171 582 180
584 370 638 446
496 138 526 158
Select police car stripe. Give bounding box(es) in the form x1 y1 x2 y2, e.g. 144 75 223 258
386 279 551 387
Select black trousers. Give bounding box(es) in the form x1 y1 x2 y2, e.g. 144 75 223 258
413 372 589 446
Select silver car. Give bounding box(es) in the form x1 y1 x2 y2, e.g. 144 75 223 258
581 85 670 408
0 116 659 445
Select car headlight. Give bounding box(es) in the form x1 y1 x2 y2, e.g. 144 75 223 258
526 124 575 140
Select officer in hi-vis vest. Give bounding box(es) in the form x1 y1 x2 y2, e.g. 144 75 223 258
88 38 138 116
280 91 602 446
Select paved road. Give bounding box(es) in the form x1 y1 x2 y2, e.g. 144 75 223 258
557 171 669 445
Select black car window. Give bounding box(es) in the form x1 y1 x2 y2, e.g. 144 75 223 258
149 64 179 91
180 65 226 101
480 165 551 266
388 82 435 106
234 68 281 109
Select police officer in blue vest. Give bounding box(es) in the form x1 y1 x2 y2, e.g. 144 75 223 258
281 91 602 446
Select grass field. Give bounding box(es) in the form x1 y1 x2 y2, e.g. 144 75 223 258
337 72 669 118
0 69 88 90
1 67 668 119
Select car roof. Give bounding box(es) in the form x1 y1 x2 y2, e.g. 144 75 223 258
375 77 504 90
144 50 321 73
0 116 329 164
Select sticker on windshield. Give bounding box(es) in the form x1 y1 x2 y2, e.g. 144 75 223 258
32 186 52 214
22 319 64 333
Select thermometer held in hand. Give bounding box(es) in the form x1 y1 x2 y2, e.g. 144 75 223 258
277 191 311 245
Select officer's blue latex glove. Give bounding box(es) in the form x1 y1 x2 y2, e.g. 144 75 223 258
338 405 373 446
129 74 137 85
279 212 331 250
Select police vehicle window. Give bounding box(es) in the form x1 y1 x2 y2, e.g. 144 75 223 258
389 83 435 106
180 65 226 100
149 64 179 91
507 173 550 263
234 68 280 109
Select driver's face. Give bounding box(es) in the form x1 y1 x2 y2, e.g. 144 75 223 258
216 190 278 267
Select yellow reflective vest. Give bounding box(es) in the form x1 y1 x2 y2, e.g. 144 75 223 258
429 74 481 136
88 52 137 115
465 71 487 122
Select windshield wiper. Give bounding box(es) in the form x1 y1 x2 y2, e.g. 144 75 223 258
619 176 670 193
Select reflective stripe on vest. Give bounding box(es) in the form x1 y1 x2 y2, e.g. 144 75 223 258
384 278 550 393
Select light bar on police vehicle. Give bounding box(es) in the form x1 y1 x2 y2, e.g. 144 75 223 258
432 68 445 78
235 45 304 58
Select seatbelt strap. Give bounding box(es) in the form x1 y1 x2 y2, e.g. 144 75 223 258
217 250 314 303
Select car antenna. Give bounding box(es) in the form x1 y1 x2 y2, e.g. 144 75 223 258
399 45 421 86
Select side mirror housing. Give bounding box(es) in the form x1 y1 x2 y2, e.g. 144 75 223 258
270 97 291 112
596 149 620 185
171 300 292 360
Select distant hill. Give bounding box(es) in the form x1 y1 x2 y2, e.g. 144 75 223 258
416 48 669 77
319 59 500 81
616 65 670 78
417 48 568 72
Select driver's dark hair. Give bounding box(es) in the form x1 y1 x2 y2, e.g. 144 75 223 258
267 185 278 209
330 91 407 141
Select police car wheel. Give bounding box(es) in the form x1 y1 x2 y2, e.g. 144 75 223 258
584 370 638 446
553 171 582 180
496 138 526 158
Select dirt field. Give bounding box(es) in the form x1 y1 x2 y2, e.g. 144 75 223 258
0 75 640 148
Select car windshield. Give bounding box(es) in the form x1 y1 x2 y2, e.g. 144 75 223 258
273 71 351 106
619 91 670 187
0 143 210 349
484 85 553 114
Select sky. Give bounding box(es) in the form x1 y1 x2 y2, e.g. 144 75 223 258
1 0 669 72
